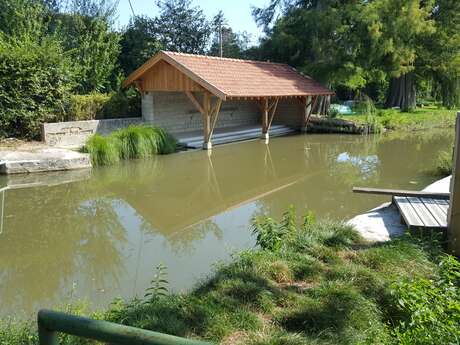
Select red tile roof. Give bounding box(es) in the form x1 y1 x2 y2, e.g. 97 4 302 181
124 51 333 99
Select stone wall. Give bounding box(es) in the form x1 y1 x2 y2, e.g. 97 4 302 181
273 99 303 128
42 117 142 147
142 91 261 133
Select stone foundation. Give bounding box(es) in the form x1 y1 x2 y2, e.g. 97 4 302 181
42 118 142 147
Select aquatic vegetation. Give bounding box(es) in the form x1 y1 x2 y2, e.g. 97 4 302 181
83 134 120 166
435 150 453 177
1 210 458 345
83 125 177 166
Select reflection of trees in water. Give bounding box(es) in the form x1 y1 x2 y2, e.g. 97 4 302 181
164 219 224 256
0 182 127 315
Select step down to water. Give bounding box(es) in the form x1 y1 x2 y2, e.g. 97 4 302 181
177 125 297 149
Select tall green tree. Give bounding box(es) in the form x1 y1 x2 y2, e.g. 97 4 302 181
209 11 251 58
153 0 211 54
119 16 163 75
253 0 380 89
370 0 435 110
254 0 439 111
51 0 121 93
427 0 460 108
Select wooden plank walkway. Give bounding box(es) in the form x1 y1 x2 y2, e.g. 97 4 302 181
393 196 448 229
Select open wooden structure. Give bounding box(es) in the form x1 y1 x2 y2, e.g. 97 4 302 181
448 113 460 256
123 51 333 149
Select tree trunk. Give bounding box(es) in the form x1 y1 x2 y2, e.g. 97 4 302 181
385 72 416 111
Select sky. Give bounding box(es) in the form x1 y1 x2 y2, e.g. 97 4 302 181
115 0 269 45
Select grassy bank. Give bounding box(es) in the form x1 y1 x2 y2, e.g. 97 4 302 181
83 125 177 166
340 106 457 132
2 209 459 345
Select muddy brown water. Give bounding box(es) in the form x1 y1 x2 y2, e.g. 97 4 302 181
0 130 454 318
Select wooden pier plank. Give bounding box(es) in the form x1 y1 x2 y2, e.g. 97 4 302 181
406 197 440 227
422 198 448 227
394 196 424 228
353 187 450 199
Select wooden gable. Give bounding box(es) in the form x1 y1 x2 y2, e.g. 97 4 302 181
140 60 204 92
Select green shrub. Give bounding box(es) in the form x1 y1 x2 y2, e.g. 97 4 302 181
83 125 177 166
66 88 141 122
67 93 111 121
391 255 460 344
435 150 453 176
252 206 299 251
101 88 141 119
0 37 74 139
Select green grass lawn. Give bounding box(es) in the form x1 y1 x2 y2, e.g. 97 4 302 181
2 210 459 345
339 106 457 131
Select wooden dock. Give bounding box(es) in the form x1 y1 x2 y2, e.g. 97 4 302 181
353 186 449 230
393 196 448 229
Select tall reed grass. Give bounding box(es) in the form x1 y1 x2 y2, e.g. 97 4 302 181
83 125 177 166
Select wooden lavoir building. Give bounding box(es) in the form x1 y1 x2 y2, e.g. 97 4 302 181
123 51 333 149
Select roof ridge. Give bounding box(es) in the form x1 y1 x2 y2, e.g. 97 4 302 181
162 50 289 66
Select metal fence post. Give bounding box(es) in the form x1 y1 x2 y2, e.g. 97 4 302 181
38 316 59 345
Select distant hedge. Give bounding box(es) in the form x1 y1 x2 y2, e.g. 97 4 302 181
66 89 141 121
0 37 74 139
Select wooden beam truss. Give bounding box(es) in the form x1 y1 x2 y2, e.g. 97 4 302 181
260 97 279 139
186 91 222 150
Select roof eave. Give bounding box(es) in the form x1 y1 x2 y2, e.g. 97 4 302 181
123 51 227 100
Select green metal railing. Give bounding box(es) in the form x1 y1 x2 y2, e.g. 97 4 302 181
37 309 211 345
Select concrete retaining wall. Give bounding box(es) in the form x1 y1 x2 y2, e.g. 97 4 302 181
42 118 142 147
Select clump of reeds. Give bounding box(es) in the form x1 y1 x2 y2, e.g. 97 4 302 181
83 125 177 166
435 150 453 176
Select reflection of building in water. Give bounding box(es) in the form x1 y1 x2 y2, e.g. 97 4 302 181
116 144 309 235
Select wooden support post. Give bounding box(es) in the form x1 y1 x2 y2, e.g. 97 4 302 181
261 98 269 139
203 93 212 150
267 98 279 131
209 98 222 139
448 112 460 256
185 91 204 115
301 96 312 132
302 96 318 132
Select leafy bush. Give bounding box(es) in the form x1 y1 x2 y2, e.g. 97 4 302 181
66 89 141 121
391 255 460 344
67 93 111 120
0 37 74 139
101 88 141 119
252 206 298 251
435 150 453 177
83 125 177 166
252 206 318 251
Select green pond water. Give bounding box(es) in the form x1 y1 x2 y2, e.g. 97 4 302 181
0 129 454 319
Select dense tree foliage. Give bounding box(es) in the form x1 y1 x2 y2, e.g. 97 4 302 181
209 11 251 59
153 0 210 54
0 37 74 139
253 0 460 110
119 16 163 75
